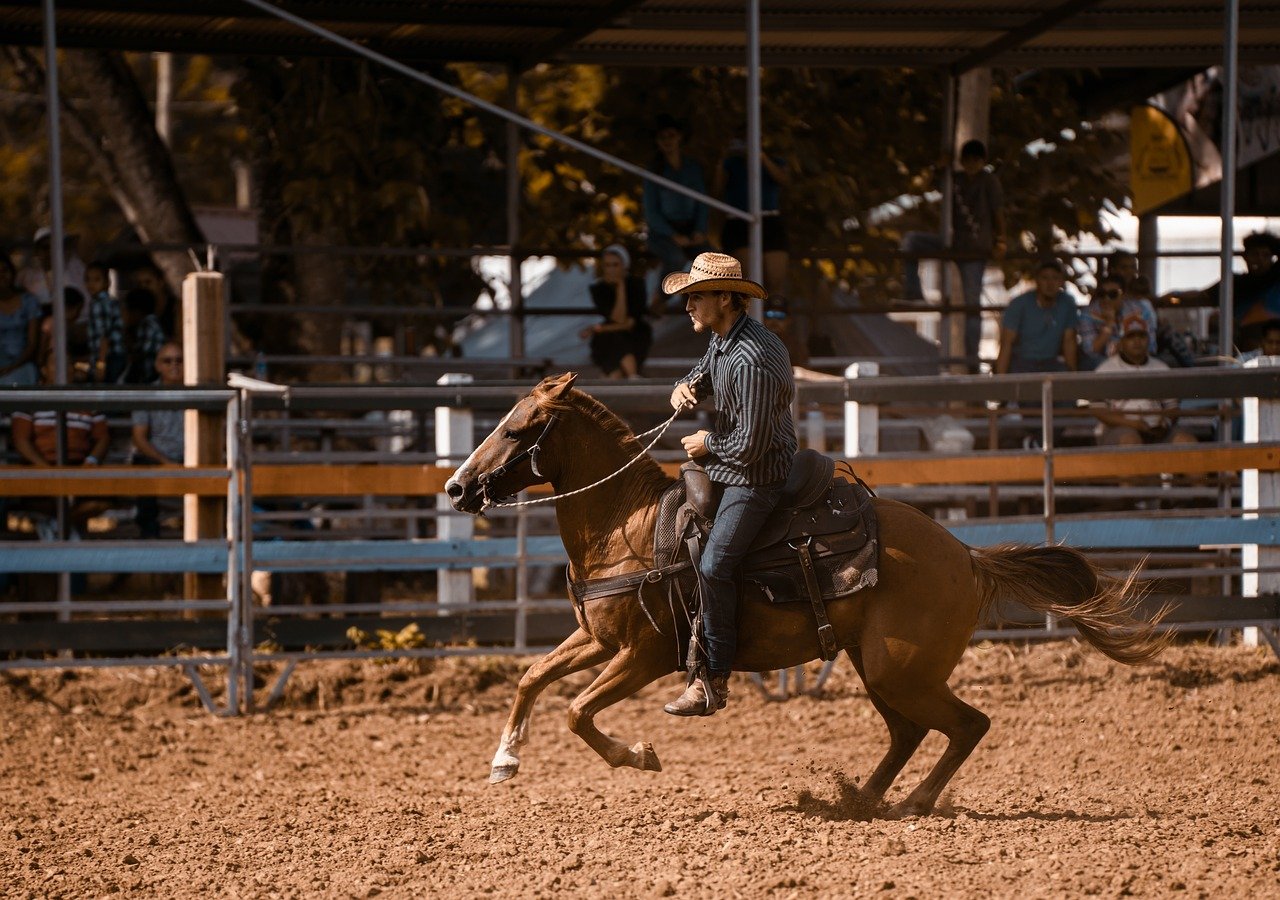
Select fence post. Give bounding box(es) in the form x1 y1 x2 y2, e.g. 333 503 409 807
844 362 879 457
435 373 475 608
1242 356 1280 647
183 272 226 615
804 408 826 452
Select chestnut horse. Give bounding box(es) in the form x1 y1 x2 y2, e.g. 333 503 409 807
445 373 1167 815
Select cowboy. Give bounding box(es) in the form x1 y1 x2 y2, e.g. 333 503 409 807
663 252 797 716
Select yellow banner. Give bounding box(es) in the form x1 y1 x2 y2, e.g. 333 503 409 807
1130 104 1193 216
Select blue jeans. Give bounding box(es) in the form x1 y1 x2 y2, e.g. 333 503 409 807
900 231 987 365
699 481 784 674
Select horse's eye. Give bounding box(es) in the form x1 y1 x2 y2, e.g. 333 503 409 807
503 429 518 440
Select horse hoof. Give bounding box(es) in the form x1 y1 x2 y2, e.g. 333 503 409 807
489 764 519 784
631 741 662 772
888 799 931 819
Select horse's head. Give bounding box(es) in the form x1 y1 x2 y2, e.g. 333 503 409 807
445 372 577 514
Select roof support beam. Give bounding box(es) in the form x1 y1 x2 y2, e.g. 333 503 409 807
236 0 747 221
516 0 645 71
949 0 1107 76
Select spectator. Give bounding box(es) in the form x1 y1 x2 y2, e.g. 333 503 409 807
0 256 41 386
718 137 790 299
17 226 87 307
131 261 178 339
120 288 166 384
1237 322 1280 364
578 245 652 379
761 296 807 367
995 258 1080 374
1106 250 1139 289
37 287 90 375
1092 313 1197 447
1078 273 1158 370
643 114 711 306
130 340 185 538
901 139 1007 371
10 346 110 537
85 262 126 383
1166 231 1280 352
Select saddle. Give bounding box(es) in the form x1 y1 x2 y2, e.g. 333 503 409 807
663 449 880 662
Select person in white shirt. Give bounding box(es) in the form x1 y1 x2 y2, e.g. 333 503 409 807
1092 313 1197 446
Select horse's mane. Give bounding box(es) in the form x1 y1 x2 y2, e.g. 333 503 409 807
532 385 669 482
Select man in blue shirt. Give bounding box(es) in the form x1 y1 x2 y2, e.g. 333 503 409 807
662 252 797 716
996 258 1080 374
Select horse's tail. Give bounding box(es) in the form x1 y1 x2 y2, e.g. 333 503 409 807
969 543 1171 665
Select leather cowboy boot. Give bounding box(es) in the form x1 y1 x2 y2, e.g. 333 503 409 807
663 671 730 717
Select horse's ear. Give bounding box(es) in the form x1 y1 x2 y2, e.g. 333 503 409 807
537 372 577 402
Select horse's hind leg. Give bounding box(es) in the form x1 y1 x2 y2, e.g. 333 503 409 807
869 677 991 817
568 646 671 772
490 627 610 784
845 648 929 801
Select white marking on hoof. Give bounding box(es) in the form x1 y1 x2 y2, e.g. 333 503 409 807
489 764 519 784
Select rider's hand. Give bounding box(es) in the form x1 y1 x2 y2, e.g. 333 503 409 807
681 430 710 458
670 382 698 411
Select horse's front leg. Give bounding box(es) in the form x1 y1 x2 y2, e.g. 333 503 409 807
568 644 672 772
490 627 611 784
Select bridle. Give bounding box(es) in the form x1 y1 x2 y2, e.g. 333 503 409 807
476 413 558 509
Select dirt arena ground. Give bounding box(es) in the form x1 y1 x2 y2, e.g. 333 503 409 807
2 641 1278 899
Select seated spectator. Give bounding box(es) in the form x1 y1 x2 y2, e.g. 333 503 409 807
85 262 126 383
644 114 711 309
578 245 652 379
130 340 185 538
761 296 808 367
0 255 41 386
120 288 166 384
1238 322 1280 363
995 258 1080 374
1078 273 1157 370
130 261 178 339
718 137 791 299
38 287 90 371
1092 313 1197 447
10 347 110 536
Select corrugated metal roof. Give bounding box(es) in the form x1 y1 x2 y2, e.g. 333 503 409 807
0 1 1274 69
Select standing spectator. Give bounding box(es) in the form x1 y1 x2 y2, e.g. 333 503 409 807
120 288 166 384
1165 231 1280 352
131 261 178 339
718 137 790 299
644 114 711 306
85 262 126 383
1092 314 1197 447
17 226 87 307
0 256 41 386
131 341 185 538
578 245 652 379
1078 273 1158 370
995 258 1080 374
900 140 1007 370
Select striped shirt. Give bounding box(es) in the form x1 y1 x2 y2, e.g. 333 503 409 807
12 410 109 465
679 312 796 486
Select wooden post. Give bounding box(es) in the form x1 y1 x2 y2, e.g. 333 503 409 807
183 272 226 610
1242 355 1280 647
435 373 475 608
843 362 879 458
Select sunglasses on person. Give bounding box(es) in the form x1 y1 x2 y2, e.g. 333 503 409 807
764 308 789 321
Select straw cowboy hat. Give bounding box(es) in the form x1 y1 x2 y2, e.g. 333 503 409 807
661 252 768 300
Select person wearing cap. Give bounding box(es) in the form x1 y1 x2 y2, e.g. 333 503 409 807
1077 272 1158 370
662 252 797 717
578 244 652 379
18 226 87 307
995 258 1080 375
1092 313 1196 446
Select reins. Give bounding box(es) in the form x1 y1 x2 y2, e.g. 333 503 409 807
483 407 683 510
